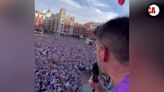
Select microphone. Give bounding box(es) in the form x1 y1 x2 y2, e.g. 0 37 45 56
92 63 99 83
89 63 99 92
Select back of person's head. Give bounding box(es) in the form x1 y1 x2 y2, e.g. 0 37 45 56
94 17 129 65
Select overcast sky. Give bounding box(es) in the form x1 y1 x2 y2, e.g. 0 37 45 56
35 0 129 24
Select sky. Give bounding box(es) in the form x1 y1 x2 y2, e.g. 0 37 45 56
35 0 129 24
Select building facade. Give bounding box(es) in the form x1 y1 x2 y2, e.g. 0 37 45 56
84 22 102 40
44 13 58 33
35 10 45 32
38 8 75 35
73 23 92 39
35 10 51 33
84 22 101 31
35 8 99 39
57 8 75 35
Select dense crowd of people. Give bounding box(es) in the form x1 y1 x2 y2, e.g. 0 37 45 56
35 34 111 92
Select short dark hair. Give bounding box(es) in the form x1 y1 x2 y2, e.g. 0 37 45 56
94 17 129 65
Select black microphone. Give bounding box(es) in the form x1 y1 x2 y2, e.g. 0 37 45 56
89 63 99 92
92 63 99 83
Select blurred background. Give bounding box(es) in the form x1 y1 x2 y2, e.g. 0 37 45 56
0 0 34 92
1 0 163 92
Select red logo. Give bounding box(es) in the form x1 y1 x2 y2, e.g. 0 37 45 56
148 4 160 16
148 7 155 14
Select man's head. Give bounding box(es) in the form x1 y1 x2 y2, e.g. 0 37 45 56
94 17 129 75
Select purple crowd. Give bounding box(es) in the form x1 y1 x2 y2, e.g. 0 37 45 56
35 34 97 92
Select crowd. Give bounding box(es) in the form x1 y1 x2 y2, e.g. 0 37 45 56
35 34 111 92
35 34 96 92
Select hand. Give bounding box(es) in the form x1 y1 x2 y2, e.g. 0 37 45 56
88 79 107 92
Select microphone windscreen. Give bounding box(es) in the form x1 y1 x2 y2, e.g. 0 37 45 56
92 63 99 82
92 63 99 76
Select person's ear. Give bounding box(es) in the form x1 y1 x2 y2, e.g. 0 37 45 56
100 45 109 62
